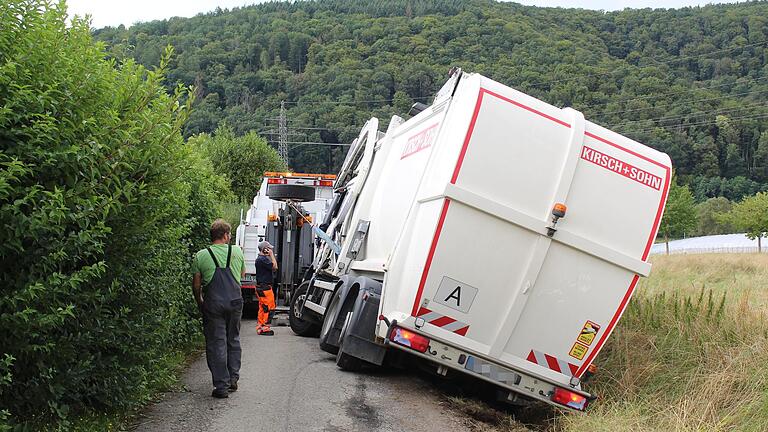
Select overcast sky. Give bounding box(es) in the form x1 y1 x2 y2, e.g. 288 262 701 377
66 0 744 29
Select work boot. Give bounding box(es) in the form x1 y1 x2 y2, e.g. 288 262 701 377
256 325 274 336
229 379 238 392
211 389 229 399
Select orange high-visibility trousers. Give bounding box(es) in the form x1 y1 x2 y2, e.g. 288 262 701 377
256 286 275 330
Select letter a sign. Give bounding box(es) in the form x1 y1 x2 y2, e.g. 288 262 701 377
445 286 462 306
434 276 478 313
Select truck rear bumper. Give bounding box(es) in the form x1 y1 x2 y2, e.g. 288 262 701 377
385 324 592 412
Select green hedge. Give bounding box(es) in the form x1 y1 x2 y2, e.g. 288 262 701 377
0 1 229 427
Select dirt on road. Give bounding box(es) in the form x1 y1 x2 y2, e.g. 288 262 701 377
132 320 488 432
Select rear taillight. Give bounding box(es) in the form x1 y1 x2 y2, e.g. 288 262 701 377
267 178 287 184
551 387 588 410
389 327 430 353
318 180 334 187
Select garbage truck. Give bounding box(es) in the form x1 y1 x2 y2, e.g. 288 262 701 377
288 69 671 412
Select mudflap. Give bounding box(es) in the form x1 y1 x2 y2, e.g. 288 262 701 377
319 275 355 353
338 277 386 366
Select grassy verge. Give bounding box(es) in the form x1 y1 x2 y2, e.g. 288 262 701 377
450 254 768 431
54 342 202 432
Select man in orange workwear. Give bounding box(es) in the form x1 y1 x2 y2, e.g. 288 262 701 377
254 241 277 335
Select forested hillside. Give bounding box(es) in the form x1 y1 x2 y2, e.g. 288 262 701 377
93 0 768 201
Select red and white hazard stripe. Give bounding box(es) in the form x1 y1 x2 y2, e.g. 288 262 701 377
416 307 470 336
527 350 578 377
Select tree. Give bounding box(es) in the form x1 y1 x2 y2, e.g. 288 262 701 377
659 179 698 254
754 131 768 181
720 192 768 252
695 197 735 236
188 124 287 202
91 0 768 179
717 115 745 177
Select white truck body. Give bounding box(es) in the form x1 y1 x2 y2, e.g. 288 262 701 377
311 70 670 409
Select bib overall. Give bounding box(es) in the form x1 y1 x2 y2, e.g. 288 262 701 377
202 245 243 392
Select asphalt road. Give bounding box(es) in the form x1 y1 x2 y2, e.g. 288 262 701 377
132 319 474 432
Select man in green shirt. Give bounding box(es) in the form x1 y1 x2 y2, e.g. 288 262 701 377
192 219 245 398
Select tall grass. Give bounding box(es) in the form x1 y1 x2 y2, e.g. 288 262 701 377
452 255 768 431
640 254 768 307
558 254 768 431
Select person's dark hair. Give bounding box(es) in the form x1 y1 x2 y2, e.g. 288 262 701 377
210 219 231 241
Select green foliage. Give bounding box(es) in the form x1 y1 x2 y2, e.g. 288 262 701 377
188 124 286 202
220 200 249 228
720 191 768 250
93 0 768 186
695 196 735 236
689 175 767 202
659 179 698 242
0 355 12 430
0 1 228 426
180 145 233 251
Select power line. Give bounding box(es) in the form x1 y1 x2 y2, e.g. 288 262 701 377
612 101 768 129
287 126 337 131
525 40 768 89
578 75 768 110
595 87 768 118
285 141 351 146
282 95 432 106
626 112 768 134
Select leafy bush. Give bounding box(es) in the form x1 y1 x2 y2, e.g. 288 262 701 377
0 1 229 426
695 196 735 236
719 191 768 252
188 124 286 202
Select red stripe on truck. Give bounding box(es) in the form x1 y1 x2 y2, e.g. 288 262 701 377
545 354 562 373
451 91 485 184
416 307 471 336
527 350 580 377
412 200 451 316
454 326 469 336
429 315 456 327
480 88 572 129
569 363 578 376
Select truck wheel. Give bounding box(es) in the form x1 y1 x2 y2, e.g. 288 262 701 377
319 288 344 354
267 184 315 202
336 311 363 372
289 281 320 337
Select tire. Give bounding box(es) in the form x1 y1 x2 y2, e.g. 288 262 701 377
336 311 363 372
289 281 320 337
319 288 344 354
267 184 315 202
